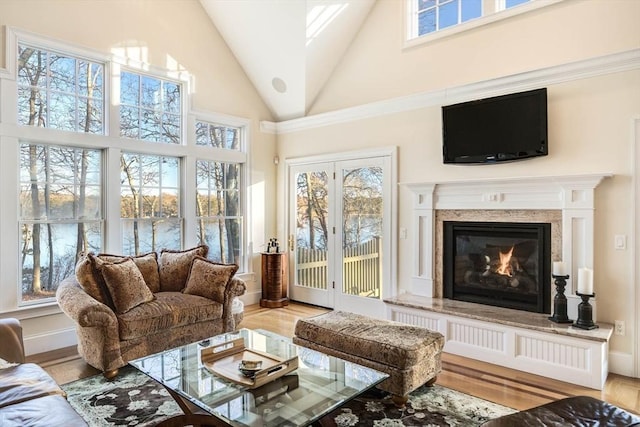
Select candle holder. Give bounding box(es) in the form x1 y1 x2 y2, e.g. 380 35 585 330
573 292 598 330
548 274 572 323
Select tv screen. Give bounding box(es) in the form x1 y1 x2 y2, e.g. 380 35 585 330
442 88 548 164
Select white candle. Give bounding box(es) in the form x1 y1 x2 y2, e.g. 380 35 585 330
553 261 567 276
577 268 594 295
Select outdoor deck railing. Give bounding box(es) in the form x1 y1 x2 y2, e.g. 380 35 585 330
295 237 381 297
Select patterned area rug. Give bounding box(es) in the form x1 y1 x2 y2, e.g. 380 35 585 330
61 366 516 426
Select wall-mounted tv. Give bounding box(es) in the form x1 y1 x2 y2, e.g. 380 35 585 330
442 88 548 164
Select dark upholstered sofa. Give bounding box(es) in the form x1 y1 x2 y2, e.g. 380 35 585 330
0 318 87 426
57 246 245 378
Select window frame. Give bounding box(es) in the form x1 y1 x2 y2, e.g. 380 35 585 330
120 151 183 256
118 69 183 144
16 42 106 134
189 112 249 272
1 28 251 312
18 142 104 306
404 0 564 48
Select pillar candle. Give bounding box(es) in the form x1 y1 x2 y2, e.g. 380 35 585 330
577 268 594 295
552 261 567 276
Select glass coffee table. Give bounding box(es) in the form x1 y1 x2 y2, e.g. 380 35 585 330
130 328 388 427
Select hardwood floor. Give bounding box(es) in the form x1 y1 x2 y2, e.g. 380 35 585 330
28 302 640 415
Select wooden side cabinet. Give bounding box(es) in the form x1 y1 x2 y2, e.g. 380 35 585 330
260 252 289 308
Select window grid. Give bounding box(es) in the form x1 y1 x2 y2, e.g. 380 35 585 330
120 71 182 144
411 0 532 39
18 143 103 304
196 159 243 268
195 121 242 150
17 44 104 134
120 153 182 255
12 36 248 307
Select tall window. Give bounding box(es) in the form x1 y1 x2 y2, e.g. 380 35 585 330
120 71 181 143
195 120 244 267
17 44 104 133
196 160 243 266
19 143 102 303
10 33 248 309
120 153 181 255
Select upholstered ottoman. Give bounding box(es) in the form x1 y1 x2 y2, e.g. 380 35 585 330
293 311 444 405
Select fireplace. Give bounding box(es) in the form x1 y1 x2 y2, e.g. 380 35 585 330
443 221 551 314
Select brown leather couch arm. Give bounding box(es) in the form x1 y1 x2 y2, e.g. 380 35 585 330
0 318 25 363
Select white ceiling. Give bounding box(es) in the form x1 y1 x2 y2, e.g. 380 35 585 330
199 0 376 121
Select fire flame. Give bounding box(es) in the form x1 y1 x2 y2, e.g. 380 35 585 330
496 246 514 277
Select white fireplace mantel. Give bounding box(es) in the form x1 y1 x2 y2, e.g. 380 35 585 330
403 173 612 318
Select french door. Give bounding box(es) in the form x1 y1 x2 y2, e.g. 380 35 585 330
287 152 394 317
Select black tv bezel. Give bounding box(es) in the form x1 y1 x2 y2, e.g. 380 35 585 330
442 88 548 165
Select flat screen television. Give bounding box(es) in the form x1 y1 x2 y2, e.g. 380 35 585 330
442 88 548 164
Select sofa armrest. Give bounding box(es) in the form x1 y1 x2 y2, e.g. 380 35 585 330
221 277 246 331
227 277 246 300
0 318 25 363
57 275 126 372
56 276 118 329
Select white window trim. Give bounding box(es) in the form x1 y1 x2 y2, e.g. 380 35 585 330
187 110 252 275
0 28 252 312
404 0 564 50
114 64 190 145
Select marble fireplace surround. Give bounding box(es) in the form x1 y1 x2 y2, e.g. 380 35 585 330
404 173 612 320
385 174 615 389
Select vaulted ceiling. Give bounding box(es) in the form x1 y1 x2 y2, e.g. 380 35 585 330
199 0 376 121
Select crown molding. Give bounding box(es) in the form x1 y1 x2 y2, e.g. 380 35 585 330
261 48 640 135
259 120 278 134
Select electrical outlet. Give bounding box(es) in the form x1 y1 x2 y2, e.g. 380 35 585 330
614 320 625 336
614 235 627 250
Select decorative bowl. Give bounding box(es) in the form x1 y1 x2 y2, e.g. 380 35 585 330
238 360 262 378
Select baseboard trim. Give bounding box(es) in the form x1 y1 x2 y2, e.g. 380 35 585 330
23 327 77 357
609 350 635 378
240 290 261 306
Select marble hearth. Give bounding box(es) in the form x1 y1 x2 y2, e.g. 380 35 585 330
387 174 613 389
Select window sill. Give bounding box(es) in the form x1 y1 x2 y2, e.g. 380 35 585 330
404 0 563 50
1 301 63 321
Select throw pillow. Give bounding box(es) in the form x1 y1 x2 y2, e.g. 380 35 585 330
183 256 238 304
97 252 160 293
75 254 114 308
94 257 155 314
158 245 209 292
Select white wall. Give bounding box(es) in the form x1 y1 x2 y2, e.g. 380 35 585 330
276 0 640 373
0 0 277 352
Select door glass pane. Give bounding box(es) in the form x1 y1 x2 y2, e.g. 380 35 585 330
295 171 329 290
342 167 383 298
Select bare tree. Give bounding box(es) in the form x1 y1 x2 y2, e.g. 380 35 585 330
297 172 329 250
121 155 142 254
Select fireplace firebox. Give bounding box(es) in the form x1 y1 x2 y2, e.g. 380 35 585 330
443 221 551 314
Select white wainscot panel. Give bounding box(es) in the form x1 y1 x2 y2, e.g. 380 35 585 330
511 330 608 390
391 308 441 333
448 320 506 353
387 304 609 390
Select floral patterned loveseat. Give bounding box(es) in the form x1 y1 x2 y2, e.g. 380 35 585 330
56 245 245 378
